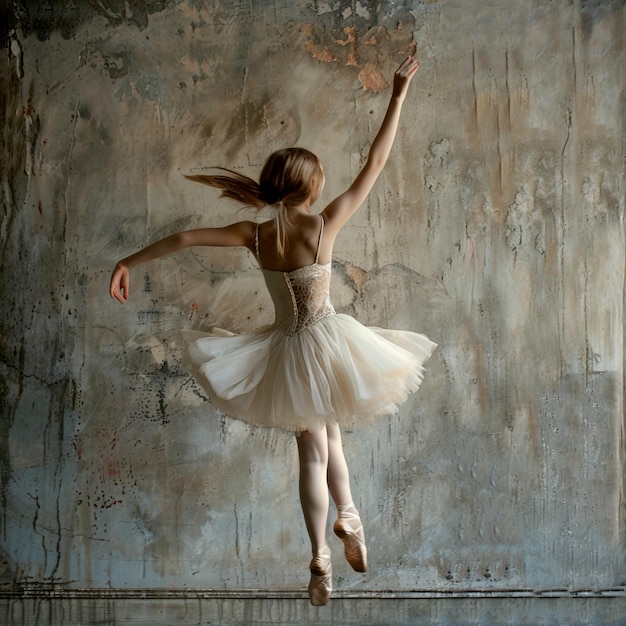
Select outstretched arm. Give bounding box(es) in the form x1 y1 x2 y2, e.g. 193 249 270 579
322 56 419 231
109 220 255 304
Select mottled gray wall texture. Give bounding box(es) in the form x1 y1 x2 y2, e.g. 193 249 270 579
1 0 624 596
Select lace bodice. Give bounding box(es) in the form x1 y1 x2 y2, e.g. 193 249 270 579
262 263 336 336
255 217 335 335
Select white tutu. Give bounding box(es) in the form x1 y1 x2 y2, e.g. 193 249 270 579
184 219 435 432
183 270 436 432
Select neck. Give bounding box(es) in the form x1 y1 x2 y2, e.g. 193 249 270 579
289 202 312 216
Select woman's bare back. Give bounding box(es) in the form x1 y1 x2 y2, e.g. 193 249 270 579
256 211 333 272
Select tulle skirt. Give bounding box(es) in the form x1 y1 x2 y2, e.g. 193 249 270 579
183 313 436 432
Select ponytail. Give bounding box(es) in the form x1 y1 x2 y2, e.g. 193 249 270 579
185 148 324 259
274 201 291 258
184 169 266 209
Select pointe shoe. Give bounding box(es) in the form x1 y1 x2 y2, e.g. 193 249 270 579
333 507 368 572
308 545 332 606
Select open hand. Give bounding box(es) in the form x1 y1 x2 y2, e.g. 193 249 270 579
392 56 419 99
110 262 130 304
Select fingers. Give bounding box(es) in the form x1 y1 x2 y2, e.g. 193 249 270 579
111 289 126 304
109 265 129 304
121 273 130 301
396 55 419 76
110 282 127 304
391 55 419 97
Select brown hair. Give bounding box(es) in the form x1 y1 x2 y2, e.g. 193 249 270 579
186 147 324 256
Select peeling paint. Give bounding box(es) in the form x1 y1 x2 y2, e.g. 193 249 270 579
301 6 416 87
358 62 389 92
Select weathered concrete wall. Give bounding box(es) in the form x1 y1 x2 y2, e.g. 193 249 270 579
1 0 624 607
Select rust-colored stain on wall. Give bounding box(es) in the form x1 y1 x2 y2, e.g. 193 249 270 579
0 0 624 603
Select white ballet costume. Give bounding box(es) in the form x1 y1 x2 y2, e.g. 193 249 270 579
185 216 436 432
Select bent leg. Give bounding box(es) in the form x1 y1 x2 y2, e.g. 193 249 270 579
325 423 368 572
325 423 353 507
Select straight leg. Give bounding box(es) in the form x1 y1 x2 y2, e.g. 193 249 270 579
296 427 330 552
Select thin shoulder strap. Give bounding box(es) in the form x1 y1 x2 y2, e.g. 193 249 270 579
254 224 261 260
315 215 324 264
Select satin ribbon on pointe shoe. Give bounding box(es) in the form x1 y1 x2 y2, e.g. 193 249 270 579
308 545 332 606
333 507 367 573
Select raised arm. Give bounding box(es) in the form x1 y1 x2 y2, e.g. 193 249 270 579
322 56 419 231
109 220 256 304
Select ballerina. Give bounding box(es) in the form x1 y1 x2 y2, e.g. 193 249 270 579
110 55 435 605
